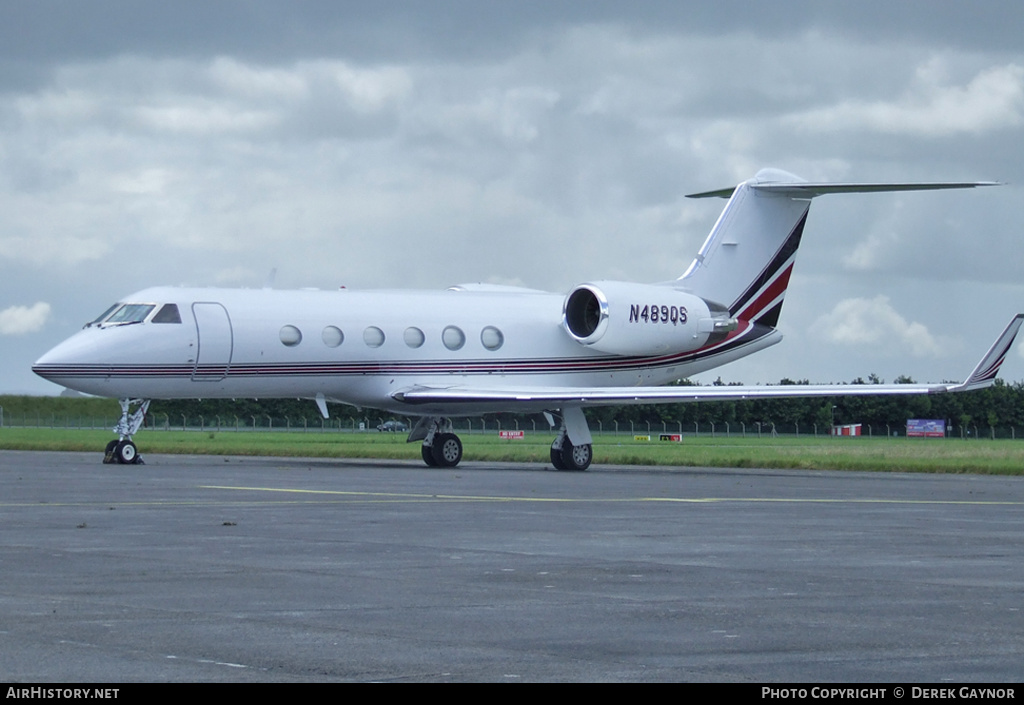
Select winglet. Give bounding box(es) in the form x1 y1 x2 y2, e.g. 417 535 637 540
950 314 1024 392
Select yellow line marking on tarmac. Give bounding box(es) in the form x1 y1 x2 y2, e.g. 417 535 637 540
3 487 1021 509
201 485 1024 506
202 485 543 502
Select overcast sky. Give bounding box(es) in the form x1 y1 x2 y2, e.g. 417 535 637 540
4 1 1024 395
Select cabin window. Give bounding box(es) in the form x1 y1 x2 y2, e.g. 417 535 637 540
280 325 302 347
404 327 425 348
105 303 155 325
152 304 182 324
481 326 504 351
363 326 385 348
442 325 465 351
322 326 344 348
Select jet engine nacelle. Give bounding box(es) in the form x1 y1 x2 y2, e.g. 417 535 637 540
562 281 735 356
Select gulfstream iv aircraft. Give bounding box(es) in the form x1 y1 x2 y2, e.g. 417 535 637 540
33 169 1022 469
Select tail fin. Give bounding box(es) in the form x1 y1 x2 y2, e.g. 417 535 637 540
681 169 809 328
680 169 997 328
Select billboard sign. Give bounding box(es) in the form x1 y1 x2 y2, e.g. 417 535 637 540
907 419 945 438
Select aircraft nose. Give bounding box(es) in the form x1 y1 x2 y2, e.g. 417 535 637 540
33 342 71 381
32 332 100 382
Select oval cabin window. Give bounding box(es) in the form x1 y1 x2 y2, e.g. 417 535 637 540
442 326 465 351
404 327 425 348
363 326 385 348
322 326 344 348
481 326 504 351
280 325 302 347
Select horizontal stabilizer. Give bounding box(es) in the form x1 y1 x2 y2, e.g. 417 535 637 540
687 180 999 199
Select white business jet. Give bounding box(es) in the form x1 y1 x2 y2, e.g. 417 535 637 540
33 169 1022 469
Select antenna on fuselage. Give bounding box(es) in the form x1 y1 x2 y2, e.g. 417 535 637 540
263 268 277 290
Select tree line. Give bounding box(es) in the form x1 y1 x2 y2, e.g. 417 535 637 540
144 376 1024 433
5 376 1023 434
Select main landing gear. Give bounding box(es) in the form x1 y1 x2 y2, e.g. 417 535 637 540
103 398 150 465
548 414 593 472
549 436 593 471
412 417 464 468
409 409 594 471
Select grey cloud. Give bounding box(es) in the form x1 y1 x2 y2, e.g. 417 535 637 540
4 6 1024 394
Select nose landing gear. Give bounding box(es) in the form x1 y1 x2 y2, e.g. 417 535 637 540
103 398 150 465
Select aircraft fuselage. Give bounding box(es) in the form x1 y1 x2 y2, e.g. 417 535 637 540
33 285 778 416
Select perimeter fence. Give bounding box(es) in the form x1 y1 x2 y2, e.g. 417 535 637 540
1 408 1020 441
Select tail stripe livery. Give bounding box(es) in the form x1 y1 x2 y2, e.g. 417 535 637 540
728 211 808 326
680 170 812 328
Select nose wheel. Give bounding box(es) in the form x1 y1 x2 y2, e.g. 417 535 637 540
103 439 143 465
103 399 149 465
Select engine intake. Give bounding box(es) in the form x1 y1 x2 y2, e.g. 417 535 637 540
564 285 608 341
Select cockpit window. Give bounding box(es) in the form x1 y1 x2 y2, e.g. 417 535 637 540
152 304 182 324
85 303 122 328
104 303 155 325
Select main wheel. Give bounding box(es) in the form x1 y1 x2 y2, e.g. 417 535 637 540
560 441 592 471
421 443 439 467
115 440 138 465
431 433 463 468
550 442 567 470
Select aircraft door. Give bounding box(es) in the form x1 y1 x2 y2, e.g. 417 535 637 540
192 302 233 381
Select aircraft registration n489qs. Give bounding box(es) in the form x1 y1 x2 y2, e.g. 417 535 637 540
33 168 1022 470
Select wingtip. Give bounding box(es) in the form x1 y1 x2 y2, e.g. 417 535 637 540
957 314 1024 390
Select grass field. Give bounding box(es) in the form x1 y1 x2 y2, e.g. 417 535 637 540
2 428 1023 474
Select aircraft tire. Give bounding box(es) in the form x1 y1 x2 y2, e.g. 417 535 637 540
115 440 138 465
432 433 463 468
560 441 592 471
103 440 119 464
550 443 567 470
421 443 439 467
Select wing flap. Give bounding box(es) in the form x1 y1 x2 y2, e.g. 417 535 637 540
393 381 955 407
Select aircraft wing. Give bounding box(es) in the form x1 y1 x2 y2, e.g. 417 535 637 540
392 315 1024 407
